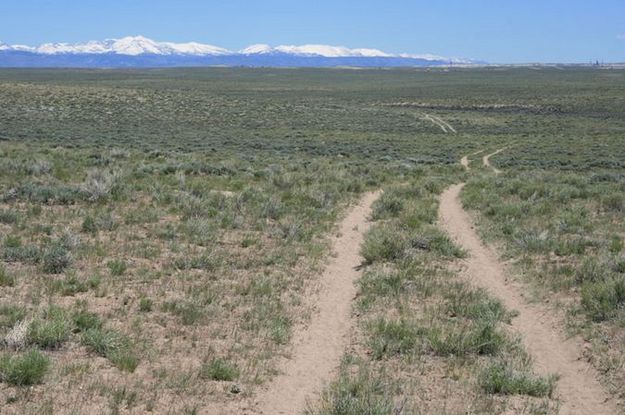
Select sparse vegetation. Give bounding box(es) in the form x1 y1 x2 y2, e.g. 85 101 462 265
0 67 623 412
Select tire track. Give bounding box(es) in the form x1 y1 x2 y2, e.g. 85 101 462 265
423 113 457 133
460 149 485 171
482 147 506 174
438 154 617 414
248 190 381 415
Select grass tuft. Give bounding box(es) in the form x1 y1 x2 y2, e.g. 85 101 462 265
199 357 239 381
0 349 50 386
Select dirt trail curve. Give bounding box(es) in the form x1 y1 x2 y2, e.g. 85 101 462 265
460 150 485 171
245 190 381 415
424 113 457 133
482 148 506 174
439 182 617 414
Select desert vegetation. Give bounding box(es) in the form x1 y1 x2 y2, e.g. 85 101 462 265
0 67 624 413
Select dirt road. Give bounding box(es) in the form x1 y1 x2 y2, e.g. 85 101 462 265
250 191 381 414
438 183 616 414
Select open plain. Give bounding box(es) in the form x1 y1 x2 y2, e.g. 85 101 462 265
0 67 624 414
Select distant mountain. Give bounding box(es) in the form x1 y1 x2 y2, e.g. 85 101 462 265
0 36 475 68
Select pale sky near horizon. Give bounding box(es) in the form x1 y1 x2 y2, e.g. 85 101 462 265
1 0 624 63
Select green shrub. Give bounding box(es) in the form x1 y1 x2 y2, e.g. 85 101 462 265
0 349 50 386
479 362 556 397
199 357 239 381
3 244 41 264
41 243 71 274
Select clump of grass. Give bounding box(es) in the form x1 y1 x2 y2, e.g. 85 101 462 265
601 194 624 213
0 264 16 287
479 362 556 397
0 209 19 224
80 328 138 372
361 224 406 263
81 215 96 234
609 235 623 254
81 211 117 234
172 254 220 271
41 242 71 274
72 309 103 332
0 349 50 386
0 305 27 331
307 357 394 415
408 226 466 258
368 318 424 359
371 192 404 220
2 243 41 265
138 297 153 312
107 259 127 276
162 301 203 325
49 273 89 296
581 277 625 321
27 307 70 349
443 284 507 322
427 321 505 357
199 357 239 381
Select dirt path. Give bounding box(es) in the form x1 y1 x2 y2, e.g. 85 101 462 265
248 190 381 415
482 148 506 174
423 113 456 133
460 150 484 171
438 184 617 415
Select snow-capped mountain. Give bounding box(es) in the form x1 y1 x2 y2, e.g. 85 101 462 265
5 36 230 56
0 36 475 67
239 43 392 58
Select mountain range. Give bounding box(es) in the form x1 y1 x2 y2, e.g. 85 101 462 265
0 36 474 68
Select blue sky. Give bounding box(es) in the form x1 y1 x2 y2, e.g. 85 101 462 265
1 0 624 63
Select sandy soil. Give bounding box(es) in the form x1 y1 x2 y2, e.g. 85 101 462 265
438 183 617 415
236 191 381 415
